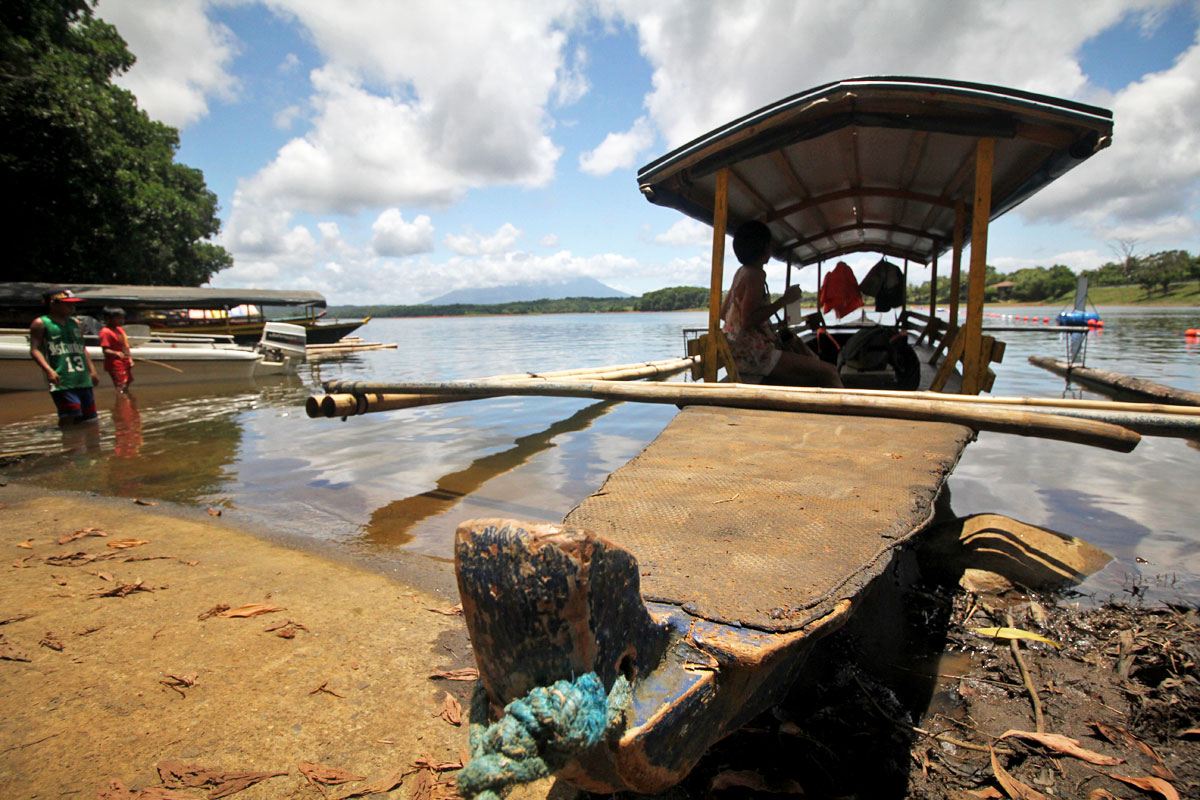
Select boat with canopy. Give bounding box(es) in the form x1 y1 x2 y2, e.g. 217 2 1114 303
0 282 367 345
305 78 1195 796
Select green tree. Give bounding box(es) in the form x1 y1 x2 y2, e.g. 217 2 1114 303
635 286 709 311
1135 250 1190 295
1 0 231 285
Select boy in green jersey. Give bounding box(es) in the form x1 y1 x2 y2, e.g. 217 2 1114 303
29 288 100 425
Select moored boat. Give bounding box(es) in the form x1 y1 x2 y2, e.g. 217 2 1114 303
0 282 367 345
309 77 1149 796
0 322 306 391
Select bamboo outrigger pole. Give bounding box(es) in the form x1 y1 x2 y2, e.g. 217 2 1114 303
316 377 1142 452
307 357 697 418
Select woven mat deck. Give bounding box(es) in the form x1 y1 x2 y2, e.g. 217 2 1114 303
564 406 974 632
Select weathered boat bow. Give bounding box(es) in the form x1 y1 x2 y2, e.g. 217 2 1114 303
456 406 975 794
455 518 854 794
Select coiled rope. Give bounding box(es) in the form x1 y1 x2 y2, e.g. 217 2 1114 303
457 672 631 800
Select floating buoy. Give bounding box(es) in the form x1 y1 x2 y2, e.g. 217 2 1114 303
1186 328 1200 337
1042 317 1049 324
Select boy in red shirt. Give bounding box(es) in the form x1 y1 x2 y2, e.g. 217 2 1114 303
99 307 134 393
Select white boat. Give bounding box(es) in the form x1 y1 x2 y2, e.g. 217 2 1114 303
0 321 306 391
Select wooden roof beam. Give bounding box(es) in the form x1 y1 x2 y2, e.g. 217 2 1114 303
770 151 835 234
727 166 804 243
768 187 954 221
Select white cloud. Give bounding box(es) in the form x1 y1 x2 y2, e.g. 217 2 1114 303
653 218 710 247
579 115 656 176
444 224 522 257
555 44 590 106
273 104 304 130
992 249 1109 273
371 210 435 257
96 0 238 128
539 233 560 248
1022 40 1200 245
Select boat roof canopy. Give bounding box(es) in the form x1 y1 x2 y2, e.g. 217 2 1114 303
0 282 327 311
637 76 1113 267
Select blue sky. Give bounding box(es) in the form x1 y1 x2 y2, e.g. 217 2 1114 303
97 0 1200 305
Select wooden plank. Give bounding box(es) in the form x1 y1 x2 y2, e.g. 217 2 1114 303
963 139 994 394
929 326 965 392
1028 357 1200 406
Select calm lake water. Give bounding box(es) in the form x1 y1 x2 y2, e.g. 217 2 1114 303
2 307 1197 604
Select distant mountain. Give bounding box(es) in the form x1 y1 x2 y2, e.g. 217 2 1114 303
422 277 630 305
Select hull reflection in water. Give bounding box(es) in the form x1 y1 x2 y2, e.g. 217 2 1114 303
358 400 619 546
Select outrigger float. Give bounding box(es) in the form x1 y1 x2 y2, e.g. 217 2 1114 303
307 78 1198 795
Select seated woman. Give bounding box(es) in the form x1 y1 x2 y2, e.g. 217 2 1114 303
720 220 843 387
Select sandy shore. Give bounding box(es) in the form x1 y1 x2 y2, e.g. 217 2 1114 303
0 482 567 800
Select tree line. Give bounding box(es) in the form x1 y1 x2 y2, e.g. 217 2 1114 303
909 249 1199 304
330 286 711 318
2 0 231 285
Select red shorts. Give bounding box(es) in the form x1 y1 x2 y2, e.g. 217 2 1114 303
107 360 133 389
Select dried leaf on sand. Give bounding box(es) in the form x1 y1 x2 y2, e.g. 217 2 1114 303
298 761 365 787
998 730 1122 765
215 603 283 618
310 680 346 698
95 779 192 799
264 619 307 638
1106 774 1181 800
160 673 198 697
133 499 158 506
971 626 1062 650
427 603 463 616
206 508 222 516
197 604 230 620
1089 721 1175 779
407 768 436 800
329 765 406 799
434 692 462 726
156 760 287 798
107 539 150 549
430 667 478 681
58 527 106 545
412 755 464 772
39 632 64 651
91 579 154 598
990 747 1051 800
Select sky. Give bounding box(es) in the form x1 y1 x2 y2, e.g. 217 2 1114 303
94 0 1200 305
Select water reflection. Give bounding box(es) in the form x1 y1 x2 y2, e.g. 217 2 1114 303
111 393 143 458
358 399 619 546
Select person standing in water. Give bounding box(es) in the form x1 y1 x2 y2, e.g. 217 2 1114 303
99 307 134 393
29 288 100 425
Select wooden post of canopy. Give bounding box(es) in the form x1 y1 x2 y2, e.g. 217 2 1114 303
703 168 731 383
949 199 965 333
785 255 793 325
902 258 909 314
963 138 994 394
929 250 938 318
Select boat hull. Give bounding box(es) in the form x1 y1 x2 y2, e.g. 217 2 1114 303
0 342 262 391
151 317 366 345
456 406 974 793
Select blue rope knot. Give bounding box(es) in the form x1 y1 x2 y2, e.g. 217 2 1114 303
458 672 631 800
